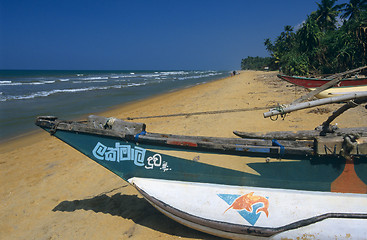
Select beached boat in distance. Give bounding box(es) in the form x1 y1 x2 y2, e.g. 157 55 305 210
277 74 367 88
35 106 367 239
278 74 367 98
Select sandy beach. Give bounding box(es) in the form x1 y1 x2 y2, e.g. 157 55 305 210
1 70 366 240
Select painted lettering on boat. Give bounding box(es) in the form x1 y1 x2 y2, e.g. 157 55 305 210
145 154 171 172
92 142 171 171
218 192 269 226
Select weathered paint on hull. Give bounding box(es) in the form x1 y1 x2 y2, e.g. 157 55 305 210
40 128 367 239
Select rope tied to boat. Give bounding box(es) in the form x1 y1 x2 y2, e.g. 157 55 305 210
341 135 359 157
50 121 60 135
125 106 271 120
349 99 359 107
272 139 285 155
135 130 147 142
270 104 288 121
105 117 117 129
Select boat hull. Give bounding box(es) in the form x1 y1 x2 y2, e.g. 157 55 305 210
37 121 367 239
278 74 367 88
131 177 367 239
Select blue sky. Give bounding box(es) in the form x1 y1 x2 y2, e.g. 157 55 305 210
0 0 347 70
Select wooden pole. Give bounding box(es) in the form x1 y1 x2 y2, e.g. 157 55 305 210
263 92 367 118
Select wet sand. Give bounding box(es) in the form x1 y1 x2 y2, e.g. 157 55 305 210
1 71 366 239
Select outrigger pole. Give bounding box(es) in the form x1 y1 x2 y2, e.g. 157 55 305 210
263 91 367 118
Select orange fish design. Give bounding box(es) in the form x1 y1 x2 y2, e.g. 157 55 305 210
224 192 269 217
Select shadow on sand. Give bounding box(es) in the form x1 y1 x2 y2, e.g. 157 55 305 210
53 192 223 239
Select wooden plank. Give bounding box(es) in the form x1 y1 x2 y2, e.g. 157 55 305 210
234 127 367 140
35 116 314 156
233 130 320 140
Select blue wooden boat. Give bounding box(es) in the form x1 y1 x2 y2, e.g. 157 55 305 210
35 114 367 239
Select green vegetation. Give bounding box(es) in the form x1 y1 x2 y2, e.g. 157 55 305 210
241 56 275 70
243 0 367 76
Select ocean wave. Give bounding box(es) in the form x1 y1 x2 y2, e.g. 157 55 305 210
59 78 70 82
140 71 190 78
109 74 137 79
177 72 221 80
141 74 161 78
0 82 148 102
0 80 57 86
0 81 12 84
160 71 189 75
79 76 109 81
0 81 22 86
72 80 108 84
29 80 56 85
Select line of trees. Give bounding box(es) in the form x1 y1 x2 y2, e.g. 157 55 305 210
243 0 367 76
241 56 276 70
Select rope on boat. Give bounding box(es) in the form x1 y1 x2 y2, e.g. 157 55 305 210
124 106 271 120
270 104 287 121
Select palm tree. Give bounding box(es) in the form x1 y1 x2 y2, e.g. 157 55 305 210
264 38 273 54
297 16 322 52
314 0 342 31
341 0 367 21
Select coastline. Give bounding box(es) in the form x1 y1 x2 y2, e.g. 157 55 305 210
1 70 366 239
0 70 228 142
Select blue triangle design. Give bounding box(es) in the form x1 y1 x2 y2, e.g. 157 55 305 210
217 194 240 205
237 202 263 225
217 194 265 226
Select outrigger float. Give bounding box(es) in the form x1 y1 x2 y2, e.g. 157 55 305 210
35 72 367 239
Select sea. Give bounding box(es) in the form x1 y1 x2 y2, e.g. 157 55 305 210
0 70 230 141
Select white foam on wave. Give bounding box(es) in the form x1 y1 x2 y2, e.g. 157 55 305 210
0 81 12 84
0 80 58 86
73 80 108 84
1 82 148 102
0 81 22 86
29 80 56 85
177 72 221 81
79 76 109 81
109 74 137 79
160 71 189 76
141 74 160 78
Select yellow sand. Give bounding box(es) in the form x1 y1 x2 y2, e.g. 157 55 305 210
1 71 366 240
